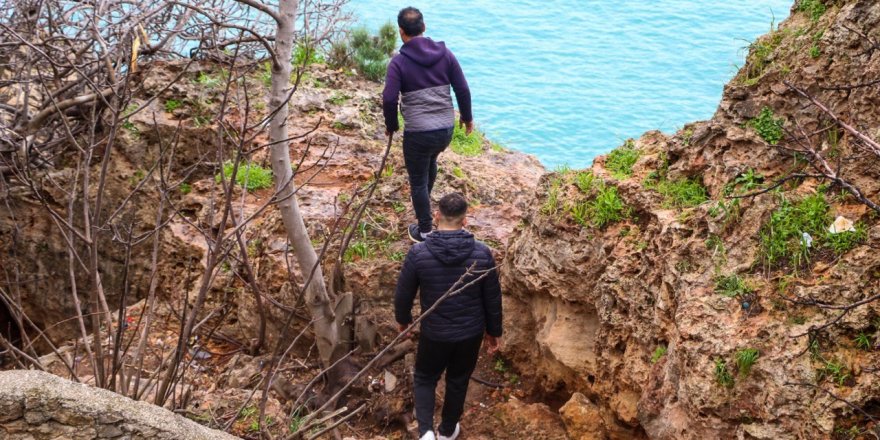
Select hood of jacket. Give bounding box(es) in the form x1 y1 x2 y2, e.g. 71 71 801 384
424 229 475 266
400 37 447 67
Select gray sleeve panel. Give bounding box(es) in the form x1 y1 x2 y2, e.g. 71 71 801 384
401 85 456 132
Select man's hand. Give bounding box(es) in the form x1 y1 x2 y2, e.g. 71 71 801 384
398 323 414 339
460 119 474 136
484 334 501 355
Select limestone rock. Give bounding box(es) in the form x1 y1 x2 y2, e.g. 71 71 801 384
559 393 608 440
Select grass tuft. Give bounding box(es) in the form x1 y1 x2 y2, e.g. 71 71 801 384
715 274 754 298
714 358 735 388
759 193 834 269
216 162 273 191
649 177 709 209
735 348 759 376
451 123 483 156
797 0 827 22
605 139 640 179
651 346 667 364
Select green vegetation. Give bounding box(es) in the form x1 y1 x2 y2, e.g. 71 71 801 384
651 346 667 364
714 358 735 388
647 177 709 209
389 251 406 262
451 166 465 179
744 29 786 82
824 222 867 255
587 186 628 228
816 359 850 386
735 348 759 376
760 194 828 269
494 358 508 373
715 274 754 298
164 99 182 113
216 161 273 191
605 139 640 179
451 123 483 156
330 23 397 81
194 71 225 88
328 92 350 105
854 333 872 351
179 182 192 195
724 169 764 196
749 107 785 145
757 194 864 270
797 0 827 22
293 40 323 66
542 169 630 229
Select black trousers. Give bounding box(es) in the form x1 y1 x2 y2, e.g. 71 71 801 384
414 333 483 437
402 127 454 234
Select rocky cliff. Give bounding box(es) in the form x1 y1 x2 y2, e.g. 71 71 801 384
502 1 880 439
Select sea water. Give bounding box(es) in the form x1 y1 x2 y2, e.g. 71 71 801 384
351 1 792 168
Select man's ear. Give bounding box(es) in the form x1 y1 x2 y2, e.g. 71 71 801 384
461 216 468 227
433 211 441 223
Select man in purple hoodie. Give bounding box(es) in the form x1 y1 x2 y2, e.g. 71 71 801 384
383 6 473 243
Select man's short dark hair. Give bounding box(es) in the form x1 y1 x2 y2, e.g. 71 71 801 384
398 7 425 37
438 192 468 221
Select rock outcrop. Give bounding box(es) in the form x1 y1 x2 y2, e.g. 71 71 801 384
0 370 236 439
502 1 880 439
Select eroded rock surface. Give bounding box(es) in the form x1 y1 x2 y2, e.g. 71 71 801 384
0 370 236 439
502 1 880 438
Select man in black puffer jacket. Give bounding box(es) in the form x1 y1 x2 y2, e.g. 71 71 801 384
395 192 502 440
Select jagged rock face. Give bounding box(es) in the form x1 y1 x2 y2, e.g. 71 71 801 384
0 370 236 439
502 1 880 439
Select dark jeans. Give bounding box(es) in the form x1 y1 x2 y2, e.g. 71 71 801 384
414 333 483 437
403 127 454 233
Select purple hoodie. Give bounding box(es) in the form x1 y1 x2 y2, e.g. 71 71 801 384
382 37 472 133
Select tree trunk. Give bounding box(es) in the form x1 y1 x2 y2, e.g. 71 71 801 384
269 0 338 366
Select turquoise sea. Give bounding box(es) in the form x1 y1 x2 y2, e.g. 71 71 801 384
352 1 792 168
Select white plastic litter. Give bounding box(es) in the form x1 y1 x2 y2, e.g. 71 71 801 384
801 232 813 248
828 216 856 234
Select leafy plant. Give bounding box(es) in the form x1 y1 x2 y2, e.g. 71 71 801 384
194 71 223 88
344 241 370 262
651 346 667 364
293 39 323 66
714 274 754 298
451 123 483 156
714 358 735 388
735 348 759 376
725 169 764 196
588 185 629 228
494 358 508 373
744 29 786 81
573 171 595 194
749 107 785 145
164 99 182 113
605 139 640 179
328 92 350 105
797 0 827 22
179 182 192 195
760 194 830 269
389 251 406 262
216 161 274 191
854 333 872 351
452 166 465 179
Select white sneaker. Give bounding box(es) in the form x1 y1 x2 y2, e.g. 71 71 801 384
438 424 460 440
419 431 436 440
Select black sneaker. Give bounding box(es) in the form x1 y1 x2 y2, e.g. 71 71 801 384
408 224 428 243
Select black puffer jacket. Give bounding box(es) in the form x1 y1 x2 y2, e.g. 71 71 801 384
395 229 502 342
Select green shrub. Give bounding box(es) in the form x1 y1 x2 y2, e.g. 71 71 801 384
715 274 754 298
714 358 735 388
293 39 323 66
334 22 397 81
797 0 827 22
749 107 785 145
451 123 483 156
759 194 830 269
216 162 273 191
179 182 192 195
605 139 640 179
651 346 667 364
735 348 759 376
